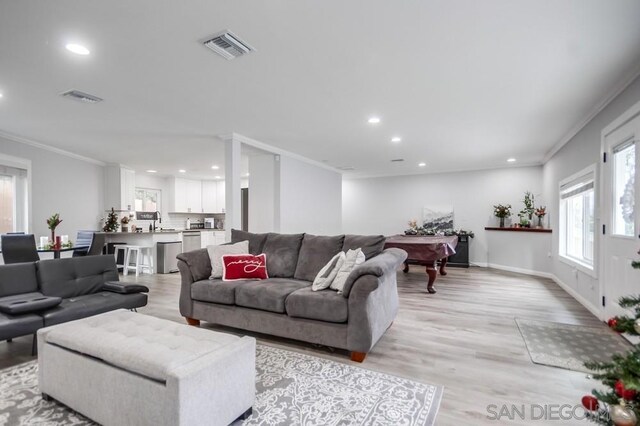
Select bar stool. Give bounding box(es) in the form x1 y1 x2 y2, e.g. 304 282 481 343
113 245 129 272
124 245 154 276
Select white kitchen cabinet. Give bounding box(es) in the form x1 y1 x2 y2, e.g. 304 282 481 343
200 231 217 249
202 181 218 213
186 179 202 213
214 231 227 245
216 181 226 213
105 165 136 211
169 178 202 213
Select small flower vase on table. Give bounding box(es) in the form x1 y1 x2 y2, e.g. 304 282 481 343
499 217 505 228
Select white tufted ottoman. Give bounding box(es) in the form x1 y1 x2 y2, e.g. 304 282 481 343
37 309 255 426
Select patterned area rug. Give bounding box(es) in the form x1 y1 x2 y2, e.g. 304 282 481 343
515 318 632 373
0 345 443 425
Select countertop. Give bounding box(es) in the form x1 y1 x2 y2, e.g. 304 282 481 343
97 229 225 235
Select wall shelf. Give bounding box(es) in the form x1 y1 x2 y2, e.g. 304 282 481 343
484 227 552 233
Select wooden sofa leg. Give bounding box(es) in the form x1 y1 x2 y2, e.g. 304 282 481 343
185 317 200 327
350 351 367 362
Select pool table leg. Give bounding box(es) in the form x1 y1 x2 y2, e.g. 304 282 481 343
439 257 448 276
425 262 437 294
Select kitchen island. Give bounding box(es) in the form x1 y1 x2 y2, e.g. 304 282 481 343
99 229 226 273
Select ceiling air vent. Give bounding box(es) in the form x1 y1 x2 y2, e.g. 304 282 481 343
203 30 255 60
61 90 103 104
391 159 405 162
337 166 355 171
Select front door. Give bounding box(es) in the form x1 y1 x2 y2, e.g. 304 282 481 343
602 113 640 319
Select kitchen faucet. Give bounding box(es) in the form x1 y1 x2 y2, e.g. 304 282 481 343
153 211 162 231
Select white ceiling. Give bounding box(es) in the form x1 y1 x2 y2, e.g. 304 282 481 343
0 0 639 178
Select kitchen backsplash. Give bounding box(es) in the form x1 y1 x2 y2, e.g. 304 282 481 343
162 212 225 230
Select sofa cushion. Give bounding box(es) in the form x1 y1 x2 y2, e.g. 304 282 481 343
0 310 43 341
342 235 386 260
293 234 345 282
231 229 270 255
262 233 304 278
41 291 147 327
0 262 39 297
235 279 309 313
285 287 348 323
191 279 255 305
37 255 119 299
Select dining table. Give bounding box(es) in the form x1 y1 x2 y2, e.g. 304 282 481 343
37 246 90 259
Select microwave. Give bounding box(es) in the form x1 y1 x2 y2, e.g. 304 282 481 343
204 218 215 229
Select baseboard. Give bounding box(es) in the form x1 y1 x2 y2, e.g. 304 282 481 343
481 263 554 279
476 263 603 320
548 274 603 320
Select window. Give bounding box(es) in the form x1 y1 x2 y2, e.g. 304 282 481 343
613 141 635 236
559 166 595 270
0 162 28 234
135 188 161 212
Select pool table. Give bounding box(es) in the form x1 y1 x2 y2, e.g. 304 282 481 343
384 235 458 294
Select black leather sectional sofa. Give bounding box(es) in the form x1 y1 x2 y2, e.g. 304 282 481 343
0 255 148 352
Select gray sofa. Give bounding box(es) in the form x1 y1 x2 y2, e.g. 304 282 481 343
0 255 148 353
177 230 407 362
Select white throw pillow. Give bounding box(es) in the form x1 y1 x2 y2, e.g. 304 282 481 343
330 248 366 293
312 252 346 291
208 240 249 279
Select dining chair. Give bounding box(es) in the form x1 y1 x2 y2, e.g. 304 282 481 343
1 234 40 264
73 231 106 257
87 232 106 256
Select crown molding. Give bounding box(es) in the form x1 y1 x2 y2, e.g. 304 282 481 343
343 161 543 180
543 62 640 163
218 132 342 174
0 130 106 166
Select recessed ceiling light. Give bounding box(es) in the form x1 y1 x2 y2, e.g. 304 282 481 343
214 175 222 179
367 117 381 124
146 170 157 173
391 137 402 143
418 162 426 167
211 165 220 170
65 43 90 55
507 158 517 163
178 169 186 173
245 173 250 177
0 93 4 99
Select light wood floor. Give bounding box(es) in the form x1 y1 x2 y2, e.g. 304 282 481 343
0 267 602 425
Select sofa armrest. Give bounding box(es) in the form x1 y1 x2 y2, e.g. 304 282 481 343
102 281 149 294
341 248 407 298
176 249 212 282
178 259 196 318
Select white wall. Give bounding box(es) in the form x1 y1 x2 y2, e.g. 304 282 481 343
0 134 105 239
543 75 640 314
276 155 342 235
342 166 545 267
248 154 276 233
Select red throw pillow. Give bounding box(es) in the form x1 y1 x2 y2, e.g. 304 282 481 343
222 254 268 281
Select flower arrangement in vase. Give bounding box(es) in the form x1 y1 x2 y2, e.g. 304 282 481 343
534 206 547 228
493 204 512 228
46 213 62 249
120 214 132 232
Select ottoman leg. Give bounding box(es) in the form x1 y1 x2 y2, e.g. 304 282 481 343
41 393 51 402
31 334 37 356
239 407 252 420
